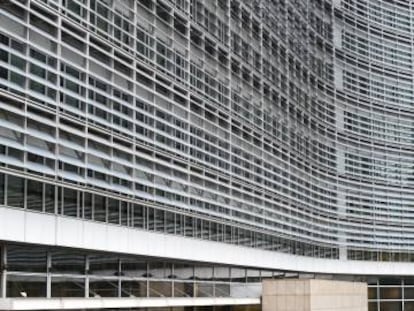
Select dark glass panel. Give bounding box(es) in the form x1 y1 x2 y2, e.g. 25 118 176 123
44 183 55 213
89 255 119 276
7 274 46 297
27 179 43 211
120 201 128 226
405 287 414 299
368 302 378 311
132 204 145 228
173 281 193 297
89 278 118 297
121 280 147 297
7 244 47 273
149 281 172 297
63 188 78 217
51 250 85 274
107 198 119 224
51 277 85 297
368 287 377 299
83 192 92 219
380 287 401 299
380 301 401 311
0 173 5 205
121 257 147 278
93 194 106 222
7 175 24 208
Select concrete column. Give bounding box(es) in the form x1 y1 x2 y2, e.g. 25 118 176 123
262 279 367 311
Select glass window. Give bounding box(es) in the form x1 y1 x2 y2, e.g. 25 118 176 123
7 244 47 272
7 274 47 298
195 283 213 297
93 194 106 222
89 278 119 297
27 179 43 211
149 281 172 297
63 188 78 217
380 287 401 299
7 175 24 208
44 183 55 213
120 201 128 226
107 198 119 224
149 261 171 279
194 265 213 281
0 173 5 205
132 204 145 228
51 250 85 274
121 280 147 297
121 257 147 278
83 192 92 219
89 255 119 276
51 277 85 297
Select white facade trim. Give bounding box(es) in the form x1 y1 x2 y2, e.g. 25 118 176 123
1 207 414 276
0 297 261 310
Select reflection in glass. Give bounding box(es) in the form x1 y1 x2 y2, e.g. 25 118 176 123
0 173 4 204
7 244 47 272
27 179 43 211
44 183 55 213
51 250 85 274
174 263 193 280
94 194 106 222
149 261 171 279
194 265 213 281
121 257 147 278
63 188 78 217
89 255 119 276
7 175 24 208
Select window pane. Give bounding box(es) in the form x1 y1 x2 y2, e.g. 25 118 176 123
89 278 118 297
27 179 43 211
7 244 47 273
94 194 106 222
63 188 78 217
51 277 85 297
7 274 46 298
121 257 147 278
84 192 92 219
0 173 4 205
51 250 85 274
7 175 24 208
149 281 172 297
89 255 119 276
108 198 119 224
44 183 55 213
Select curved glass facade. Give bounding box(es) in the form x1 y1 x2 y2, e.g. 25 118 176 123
0 0 412 265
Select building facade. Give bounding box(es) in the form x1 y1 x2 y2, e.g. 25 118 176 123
0 0 413 310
